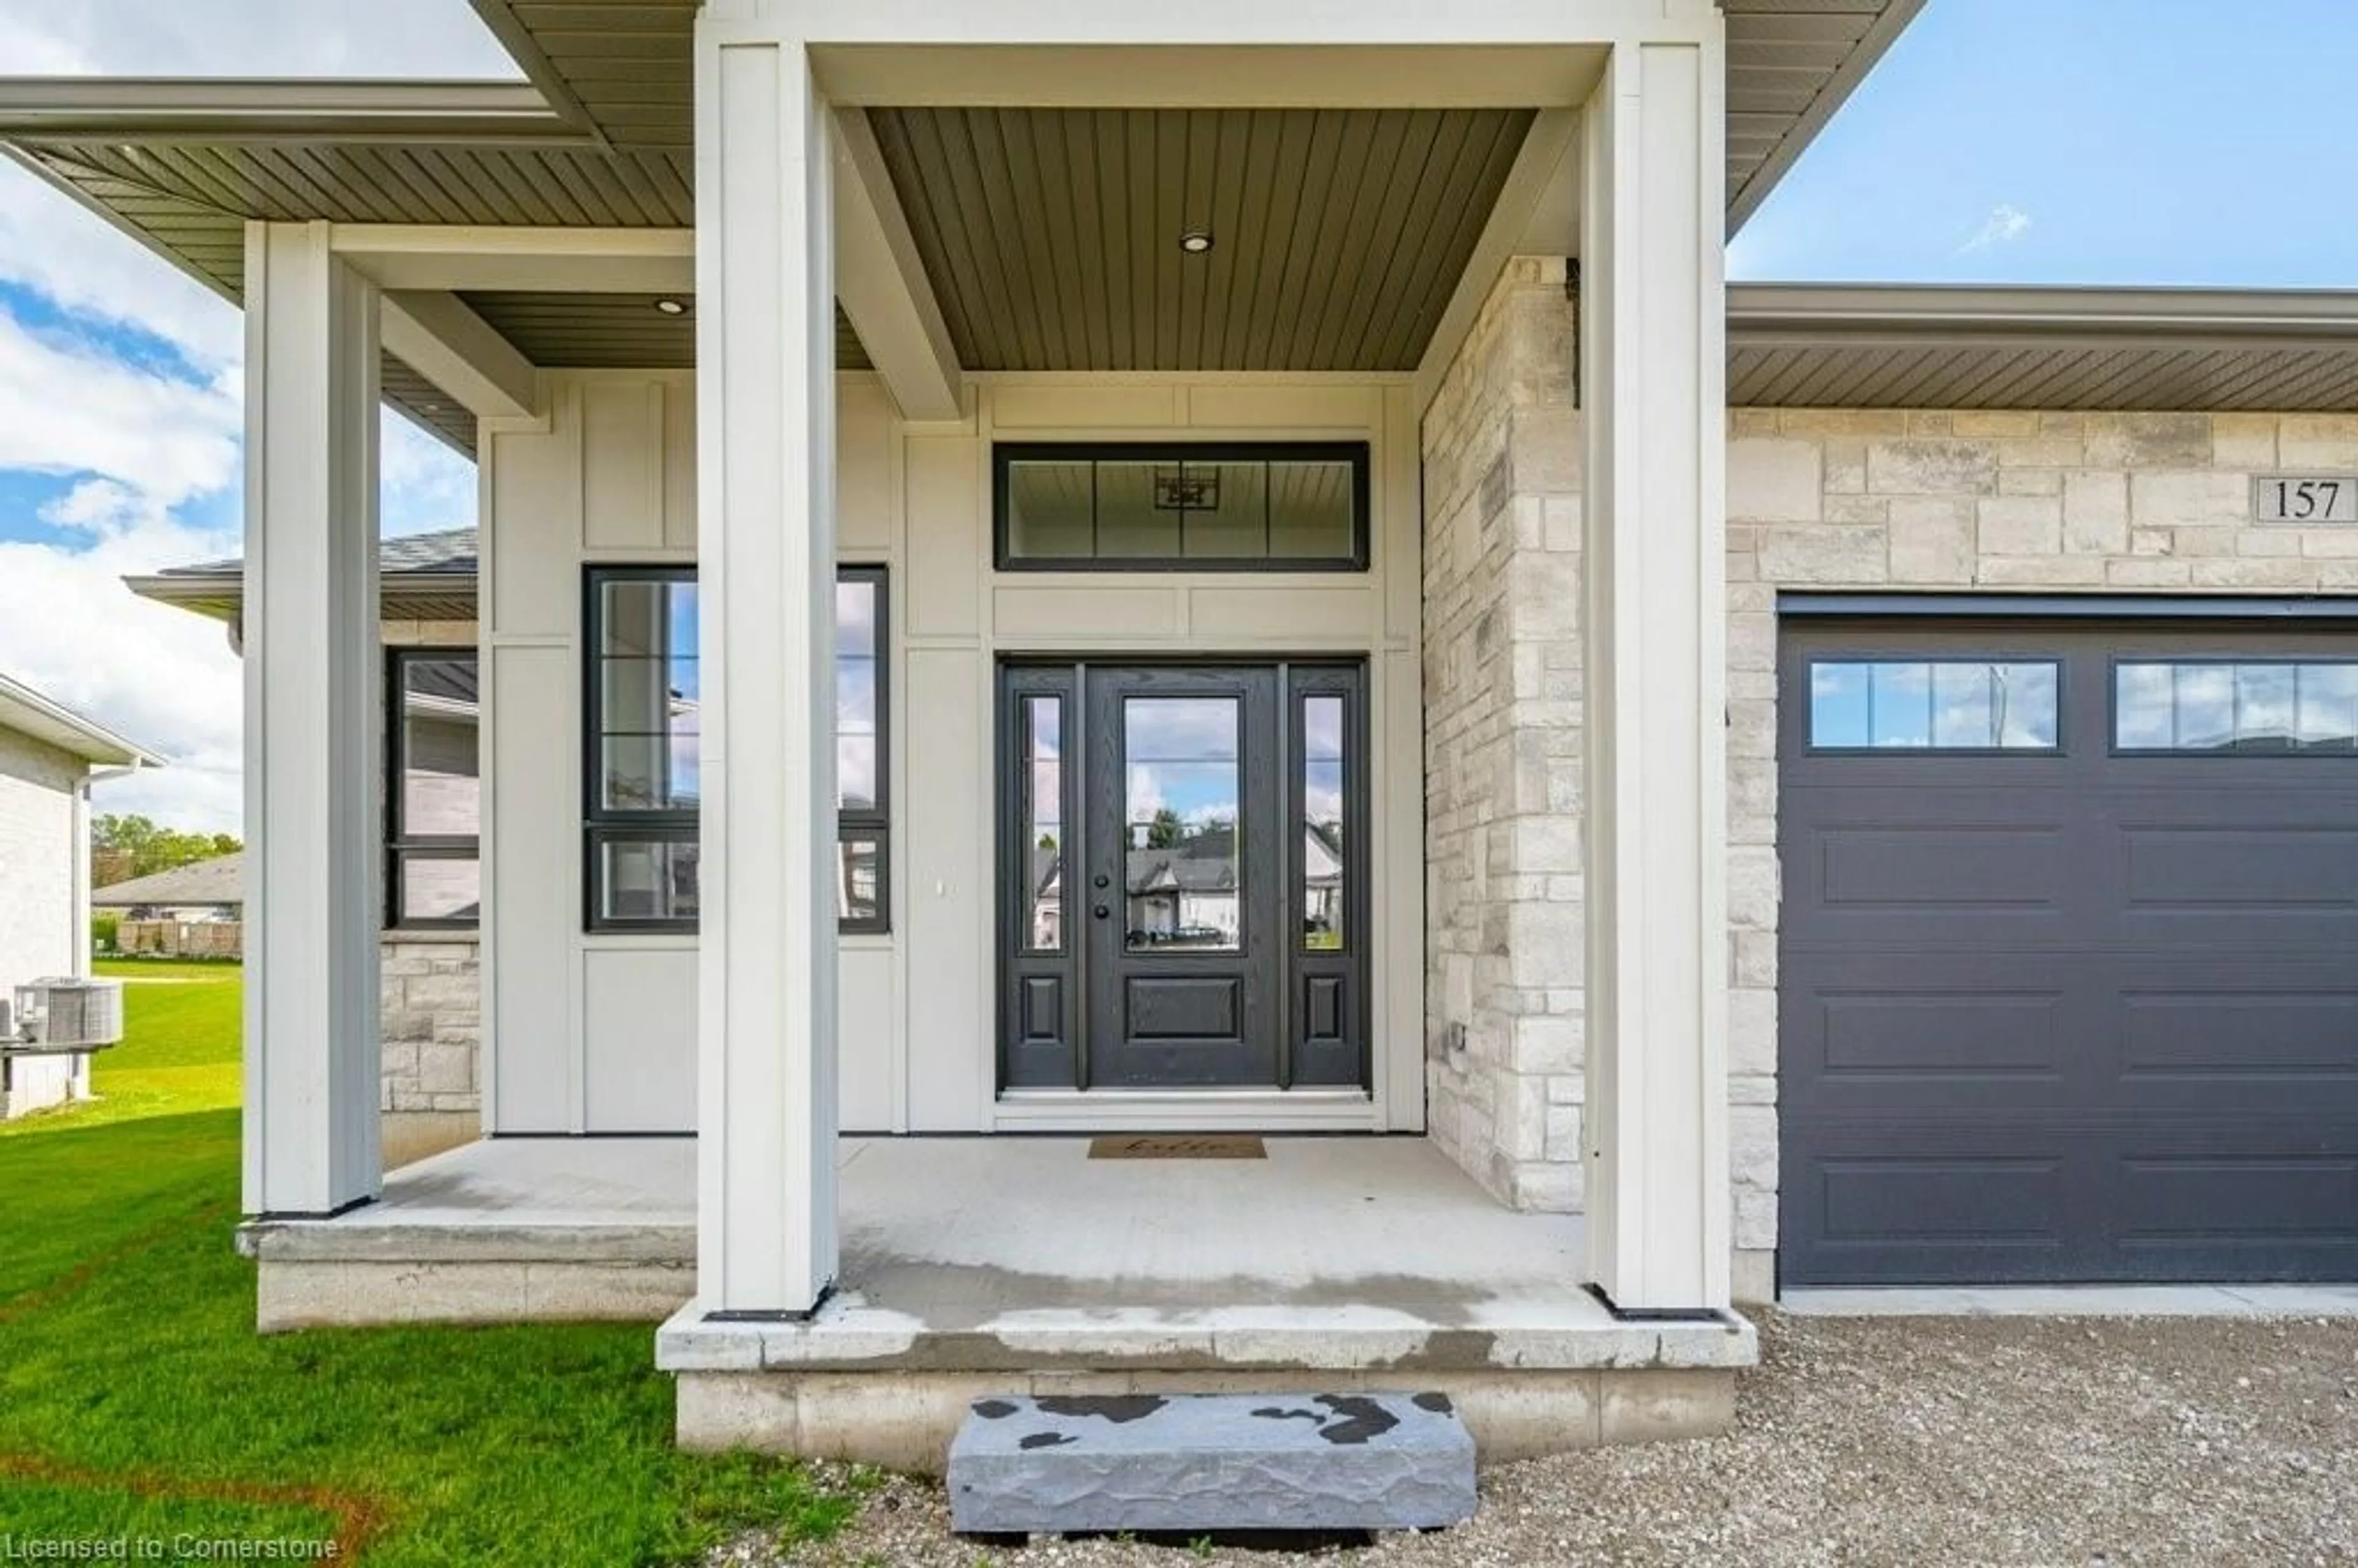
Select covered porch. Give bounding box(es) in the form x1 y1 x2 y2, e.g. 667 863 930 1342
0 0 1935 1462
224 1 1742 1458
244 1133 1751 1464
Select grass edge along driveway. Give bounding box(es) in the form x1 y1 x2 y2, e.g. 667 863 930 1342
0 960 858 1564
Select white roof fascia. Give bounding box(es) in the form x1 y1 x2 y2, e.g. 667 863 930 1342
0 77 585 146
0 673 163 770
1730 282 2358 350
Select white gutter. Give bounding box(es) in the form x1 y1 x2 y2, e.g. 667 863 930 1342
1729 283 2358 343
0 673 163 770
0 77 584 147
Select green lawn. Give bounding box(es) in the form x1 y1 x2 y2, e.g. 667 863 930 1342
0 961 857 1563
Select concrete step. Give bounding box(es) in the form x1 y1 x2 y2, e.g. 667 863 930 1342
946 1391 1476 1535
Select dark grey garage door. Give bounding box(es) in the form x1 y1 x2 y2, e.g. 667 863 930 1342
1780 617 2358 1286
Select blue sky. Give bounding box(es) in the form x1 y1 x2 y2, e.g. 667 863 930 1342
1732 0 2358 287
0 0 503 831
0 1 2352 831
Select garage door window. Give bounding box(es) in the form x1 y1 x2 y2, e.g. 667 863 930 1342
1808 659 2060 751
2115 660 2358 753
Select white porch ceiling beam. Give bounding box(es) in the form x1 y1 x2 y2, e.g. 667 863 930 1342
743 0 1713 49
1413 108 1580 416
330 226 694 295
736 0 1708 106
830 109 961 422
382 290 539 421
811 45 1608 108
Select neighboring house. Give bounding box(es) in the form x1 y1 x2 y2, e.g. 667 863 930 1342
10 0 2357 1467
0 673 159 1118
93 851 244 922
129 532 484 1135
92 852 244 959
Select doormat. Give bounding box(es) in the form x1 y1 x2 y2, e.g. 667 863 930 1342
1088 1134 1267 1160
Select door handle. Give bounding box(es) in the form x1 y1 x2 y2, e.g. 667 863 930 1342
1093 904 1111 920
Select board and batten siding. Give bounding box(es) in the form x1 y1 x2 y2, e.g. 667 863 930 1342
483 370 895 1133
481 368 1424 1134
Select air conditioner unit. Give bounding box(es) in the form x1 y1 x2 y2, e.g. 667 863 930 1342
13 979 125 1051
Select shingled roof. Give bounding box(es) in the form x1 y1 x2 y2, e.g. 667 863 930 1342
125 527 480 625
92 851 244 910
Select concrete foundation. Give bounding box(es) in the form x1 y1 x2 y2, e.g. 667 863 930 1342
240 1135 695 1331
656 1136 1750 1464
243 1136 1754 1457
255 1256 695 1331
676 1366 1737 1472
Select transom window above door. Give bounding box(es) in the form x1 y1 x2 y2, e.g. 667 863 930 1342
995 443 1369 571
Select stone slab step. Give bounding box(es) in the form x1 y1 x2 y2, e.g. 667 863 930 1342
946 1391 1476 1535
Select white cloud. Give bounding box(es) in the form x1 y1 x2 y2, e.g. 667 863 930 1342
382 411 478 538
0 11 90 72
1961 203 2034 254
0 165 244 371
0 1 518 79
0 486 244 833
0 309 240 505
0 1 497 831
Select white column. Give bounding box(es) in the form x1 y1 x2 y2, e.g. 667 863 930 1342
692 21 840 1314
1579 33 1730 1313
241 220 383 1217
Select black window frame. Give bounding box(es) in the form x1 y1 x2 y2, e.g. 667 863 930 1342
1803 654 2066 756
2109 654 2358 756
385 646 483 931
992 441 1372 573
834 564 892 934
582 564 892 934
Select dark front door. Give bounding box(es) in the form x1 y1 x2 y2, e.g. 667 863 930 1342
999 661 1368 1094
1086 666 1279 1086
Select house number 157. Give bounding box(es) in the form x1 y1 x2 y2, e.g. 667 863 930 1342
2256 475 2358 524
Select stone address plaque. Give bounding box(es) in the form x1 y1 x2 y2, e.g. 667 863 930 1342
2255 474 2358 524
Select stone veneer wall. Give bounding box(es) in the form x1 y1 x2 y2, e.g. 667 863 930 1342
1418 269 2358 1295
1726 408 2358 1263
1421 257 1586 1211
381 934 481 1114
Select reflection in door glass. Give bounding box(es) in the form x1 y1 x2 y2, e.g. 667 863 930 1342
1124 697 1240 952
1022 696 1064 952
1303 695 1345 950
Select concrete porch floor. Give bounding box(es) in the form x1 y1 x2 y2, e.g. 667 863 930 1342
243 1135 1754 1463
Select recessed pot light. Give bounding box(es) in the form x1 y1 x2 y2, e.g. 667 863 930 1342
1178 231 1214 255
653 297 689 316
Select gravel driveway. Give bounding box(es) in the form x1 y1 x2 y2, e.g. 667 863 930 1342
732 1311 2358 1567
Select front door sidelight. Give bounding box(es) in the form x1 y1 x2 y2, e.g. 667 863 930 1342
997 660 1368 1094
